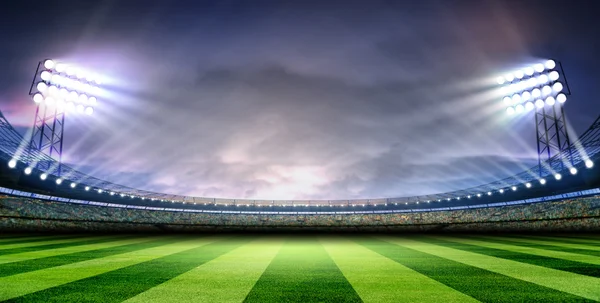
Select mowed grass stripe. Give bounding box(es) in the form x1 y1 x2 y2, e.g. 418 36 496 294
0 236 224 301
124 238 283 303
0 235 102 251
361 237 585 302
323 238 477 303
7 237 252 303
0 235 128 256
491 236 600 253
382 236 600 301
0 236 179 278
467 235 600 259
533 236 600 247
0 235 76 245
244 239 362 303
0 235 136 265
423 236 600 278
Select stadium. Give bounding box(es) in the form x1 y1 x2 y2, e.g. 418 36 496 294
1 1 600 302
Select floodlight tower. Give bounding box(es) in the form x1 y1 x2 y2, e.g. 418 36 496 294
497 59 573 177
27 59 101 175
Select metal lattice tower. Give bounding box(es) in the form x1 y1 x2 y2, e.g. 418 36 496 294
25 59 100 176
534 99 573 176
498 60 574 177
533 61 574 177
27 61 66 175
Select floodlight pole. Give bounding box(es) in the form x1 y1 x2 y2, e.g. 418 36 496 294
27 60 65 176
533 61 574 177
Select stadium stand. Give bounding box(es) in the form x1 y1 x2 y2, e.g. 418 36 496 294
1 194 599 233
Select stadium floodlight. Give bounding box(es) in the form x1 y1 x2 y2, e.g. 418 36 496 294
554 173 562 180
514 70 524 79
27 60 106 179
43 59 55 69
70 182 76 188
467 195 471 198
535 99 545 108
515 104 524 113
525 182 532 188
8 159 17 168
110 192 115 196
487 191 492 196
40 71 52 81
525 102 534 111
24 167 32 175
56 178 63 185
85 186 90 191
497 60 565 118
446 198 451 201
36 82 48 92
539 178 547 185
500 61 576 179
553 82 563 93
32 93 44 103
499 189 504 193
456 197 460 200
40 173 47 180
585 160 594 168
477 193 482 197
534 63 544 73
569 167 578 175
541 85 552 96
512 186 517 191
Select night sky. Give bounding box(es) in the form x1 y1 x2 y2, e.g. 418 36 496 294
1 0 599 200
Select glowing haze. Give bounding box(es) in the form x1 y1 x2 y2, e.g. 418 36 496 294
0 0 599 200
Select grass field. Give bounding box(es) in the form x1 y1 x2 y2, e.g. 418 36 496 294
0 234 599 302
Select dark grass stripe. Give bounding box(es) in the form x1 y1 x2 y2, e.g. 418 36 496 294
0 235 130 256
0 236 187 278
244 239 362 303
467 236 600 258
515 235 600 247
6 237 252 303
0 235 80 246
359 238 590 302
422 237 600 278
0 234 44 240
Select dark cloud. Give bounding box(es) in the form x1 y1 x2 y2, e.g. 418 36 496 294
1 0 599 199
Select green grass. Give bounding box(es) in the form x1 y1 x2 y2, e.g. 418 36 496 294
244 238 362 302
0 234 599 302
